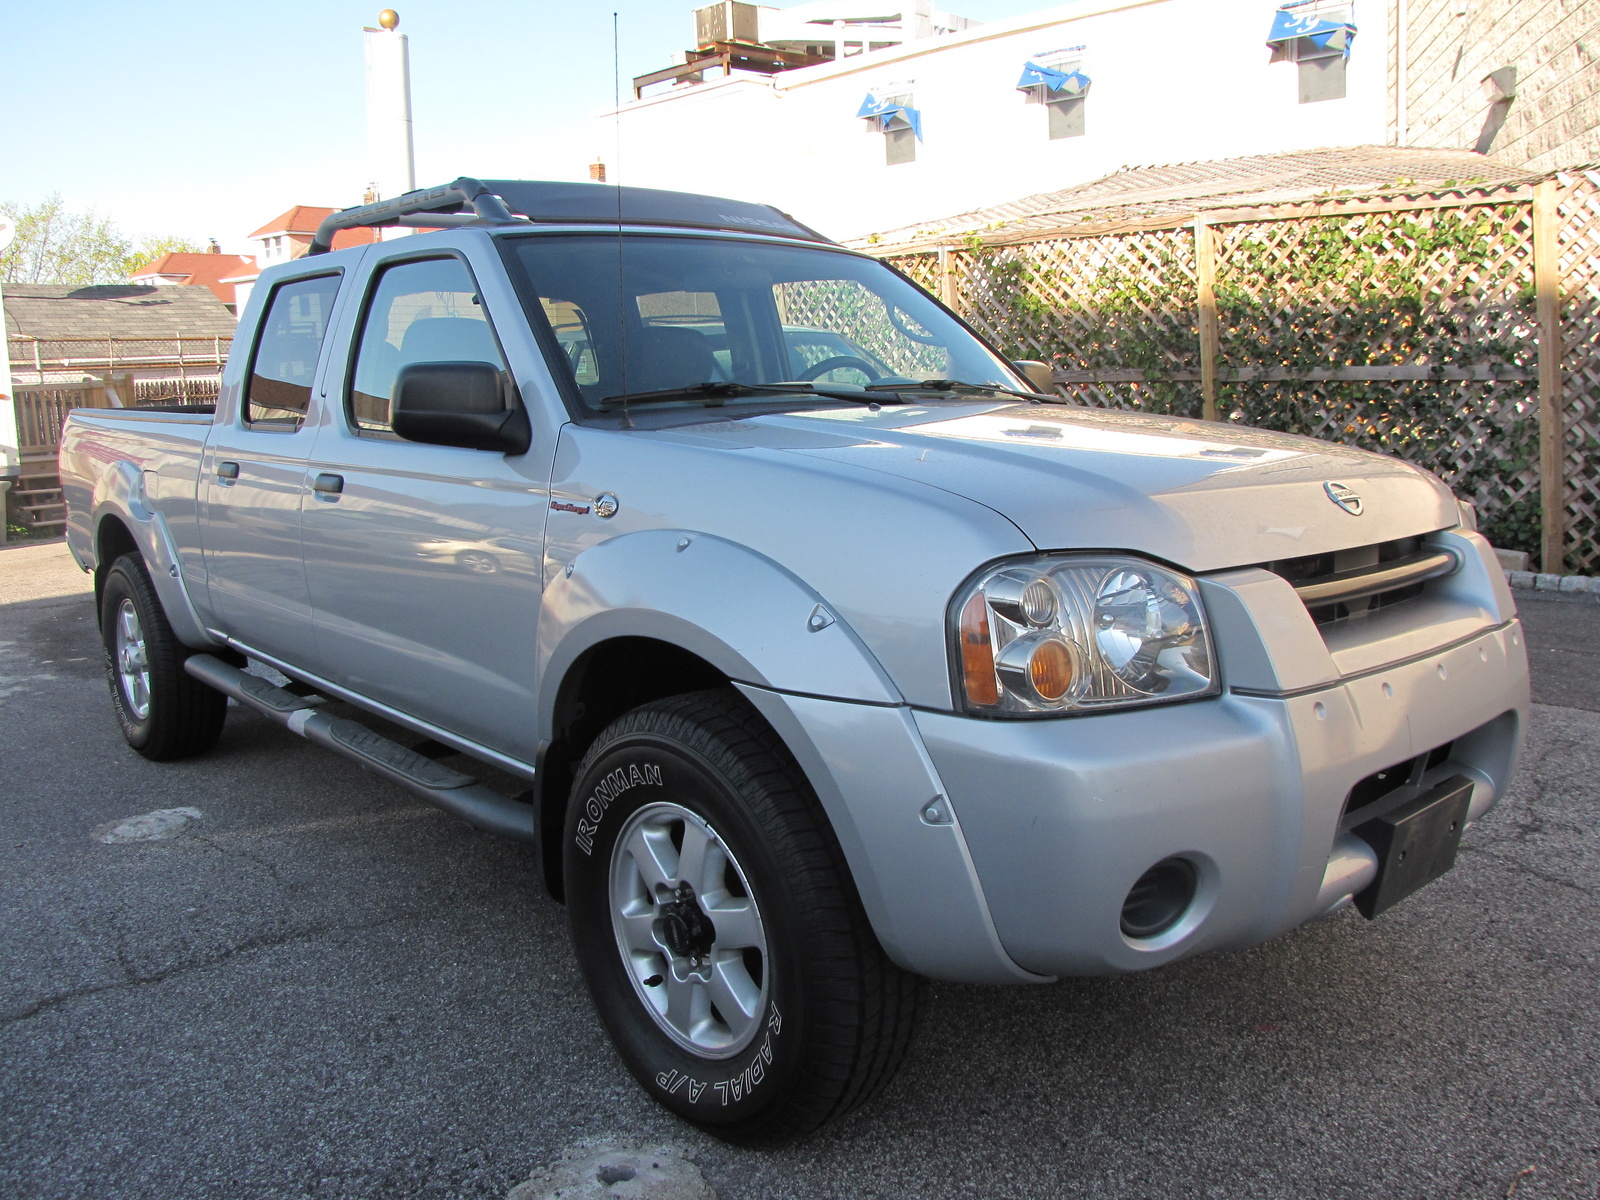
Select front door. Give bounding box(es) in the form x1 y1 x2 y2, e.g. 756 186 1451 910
299 251 548 763
200 270 344 667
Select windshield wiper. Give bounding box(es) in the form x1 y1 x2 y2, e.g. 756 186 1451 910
862 378 1062 404
597 380 908 412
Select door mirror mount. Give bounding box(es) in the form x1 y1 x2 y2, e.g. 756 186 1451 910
1012 360 1054 393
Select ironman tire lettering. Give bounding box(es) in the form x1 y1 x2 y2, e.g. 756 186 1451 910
562 689 921 1145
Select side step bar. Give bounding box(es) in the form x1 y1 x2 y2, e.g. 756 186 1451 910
184 654 537 843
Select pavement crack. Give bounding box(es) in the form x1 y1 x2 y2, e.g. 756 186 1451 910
0 910 415 1027
190 832 285 883
1464 846 1597 896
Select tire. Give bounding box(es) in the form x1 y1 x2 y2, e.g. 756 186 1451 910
100 553 227 761
563 689 921 1145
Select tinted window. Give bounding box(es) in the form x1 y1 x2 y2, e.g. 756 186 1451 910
246 274 340 427
349 257 505 433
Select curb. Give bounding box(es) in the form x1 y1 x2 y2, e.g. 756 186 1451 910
1504 569 1600 600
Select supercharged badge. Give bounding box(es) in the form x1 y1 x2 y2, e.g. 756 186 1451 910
1324 481 1363 515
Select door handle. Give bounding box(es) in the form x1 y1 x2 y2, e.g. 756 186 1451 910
216 460 240 481
312 473 345 497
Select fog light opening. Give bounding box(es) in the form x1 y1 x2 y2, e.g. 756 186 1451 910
1121 857 1198 939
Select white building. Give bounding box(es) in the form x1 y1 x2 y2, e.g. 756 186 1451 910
602 0 1381 240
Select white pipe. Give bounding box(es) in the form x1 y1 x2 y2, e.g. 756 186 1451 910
364 17 416 205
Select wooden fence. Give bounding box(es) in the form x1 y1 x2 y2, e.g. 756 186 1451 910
12 373 221 458
874 167 1600 576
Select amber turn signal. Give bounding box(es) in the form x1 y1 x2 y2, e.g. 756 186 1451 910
1027 638 1076 701
959 590 999 705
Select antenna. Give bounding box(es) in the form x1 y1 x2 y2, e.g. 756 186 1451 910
614 11 632 428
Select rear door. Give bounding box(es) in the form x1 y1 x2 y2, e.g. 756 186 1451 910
200 269 345 665
298 244 550 763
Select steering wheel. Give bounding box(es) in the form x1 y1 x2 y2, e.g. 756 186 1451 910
798 355 882 382
887 303 941 346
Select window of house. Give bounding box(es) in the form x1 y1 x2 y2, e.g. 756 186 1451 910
244 273 341 428
1266 1 1354 104
347 256 506 434
1017 48 1090 140
858 89 922 166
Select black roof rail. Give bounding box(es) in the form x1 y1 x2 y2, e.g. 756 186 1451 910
307 177 835 254
308 177 520 255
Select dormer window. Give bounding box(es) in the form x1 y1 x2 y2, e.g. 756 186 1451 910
1016 46 1090 139
857 89 921 165
1267 1 1356 103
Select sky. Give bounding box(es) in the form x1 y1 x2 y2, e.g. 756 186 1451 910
1 0 1060 255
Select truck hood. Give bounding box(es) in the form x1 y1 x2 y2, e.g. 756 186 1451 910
678 402 1459 573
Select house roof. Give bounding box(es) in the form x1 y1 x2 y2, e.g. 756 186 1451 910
128 252 256 303
329 226 381 250
851 145 1541 251
246 206 383 245
249 205 339 238
3 284 238 343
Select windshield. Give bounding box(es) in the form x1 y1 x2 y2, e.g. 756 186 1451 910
506 234 1019 413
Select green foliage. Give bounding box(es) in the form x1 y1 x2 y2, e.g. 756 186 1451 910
1 194 132 284
1 195 199 285
125 234 203 275
954 233 1201 417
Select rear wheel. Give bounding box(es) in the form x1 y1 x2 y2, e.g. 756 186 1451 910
564 689 920 1145
100 554 227 760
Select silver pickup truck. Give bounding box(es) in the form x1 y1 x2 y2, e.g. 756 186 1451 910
60 177 1529 1145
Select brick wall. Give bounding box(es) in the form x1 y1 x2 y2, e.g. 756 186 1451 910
1394 0 1599 169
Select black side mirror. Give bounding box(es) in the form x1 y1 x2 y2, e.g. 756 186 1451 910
391 361 532 454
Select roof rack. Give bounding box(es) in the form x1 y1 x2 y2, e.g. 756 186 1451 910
308 177 520 255
308 177 834 255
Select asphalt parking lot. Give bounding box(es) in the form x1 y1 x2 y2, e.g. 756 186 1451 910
2 539 1597 1200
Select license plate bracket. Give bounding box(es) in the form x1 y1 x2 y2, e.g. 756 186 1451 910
1353 775 1474 918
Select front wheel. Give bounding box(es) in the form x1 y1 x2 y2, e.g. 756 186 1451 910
100 554 227 761
564 690 920 1145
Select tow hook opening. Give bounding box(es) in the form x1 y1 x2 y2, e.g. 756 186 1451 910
1121 857 1198 939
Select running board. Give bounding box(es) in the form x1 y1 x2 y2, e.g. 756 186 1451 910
184 654 537 843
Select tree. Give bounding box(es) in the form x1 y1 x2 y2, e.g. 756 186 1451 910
125 235 204 275
0 195 138 285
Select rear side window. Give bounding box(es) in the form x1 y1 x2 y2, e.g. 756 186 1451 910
348 257 506 433
245 274 341 428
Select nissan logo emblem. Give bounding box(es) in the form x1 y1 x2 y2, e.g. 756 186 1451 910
1324 481 1363 515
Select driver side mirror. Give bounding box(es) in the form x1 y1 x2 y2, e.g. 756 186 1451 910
391 361 532 454
1012 360 1054 393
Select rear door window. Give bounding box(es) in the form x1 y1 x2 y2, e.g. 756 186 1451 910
245 274 341 428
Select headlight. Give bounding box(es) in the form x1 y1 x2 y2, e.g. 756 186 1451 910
1455 495 1479 532
952 555 1218 716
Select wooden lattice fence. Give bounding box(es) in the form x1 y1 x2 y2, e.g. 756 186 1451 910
877 166 1600 575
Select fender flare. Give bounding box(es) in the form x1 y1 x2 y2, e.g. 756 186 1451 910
537 530 1040 982
536 529 902 738
90 461 218 648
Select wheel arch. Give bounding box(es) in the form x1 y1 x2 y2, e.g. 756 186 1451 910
93 514 140 619
536 635 731 900
86 461 217 648
533 531 906 895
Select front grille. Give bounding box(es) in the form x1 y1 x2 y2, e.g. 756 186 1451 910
1260 535 1457 626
